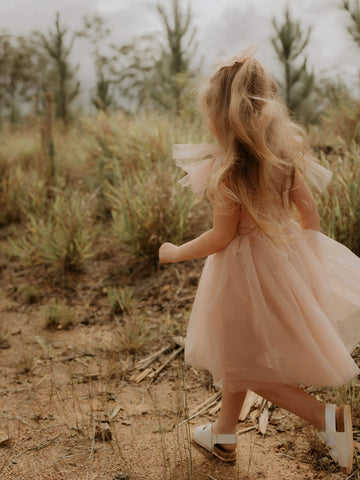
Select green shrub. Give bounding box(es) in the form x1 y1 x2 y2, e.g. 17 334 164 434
106 160 195 268
42 299 75 329
108 286 136 315
317 146 360 255
8 189 97 272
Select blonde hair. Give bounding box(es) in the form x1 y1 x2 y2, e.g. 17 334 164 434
198 57 308 238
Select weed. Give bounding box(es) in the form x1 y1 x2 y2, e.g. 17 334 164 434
107 160 195 268
316 146 360 254
8 189 97 273
116 314 150 354
17 354 35 374
42 299 75 330
18 283 41 304
107 286 136 315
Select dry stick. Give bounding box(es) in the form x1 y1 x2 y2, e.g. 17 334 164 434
135 343 172 370
345 470 359 480
147 347 184 383
177 392 222 427
109 405 123 422
238 426 257 435
279 452 312 464
208 401 222 416
133 368 152 384
86 421 96 480
12 374 49 394
0 434 61 479
188 392 221 418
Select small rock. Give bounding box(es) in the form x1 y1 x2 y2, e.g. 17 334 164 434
113 472 129 480
0 339 10 349
276 423 292 432
0 436 10 448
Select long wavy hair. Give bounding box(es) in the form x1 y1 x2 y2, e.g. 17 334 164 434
198 57 308 238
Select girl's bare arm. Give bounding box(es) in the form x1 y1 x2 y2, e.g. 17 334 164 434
159 204 240 263
289 169 320 231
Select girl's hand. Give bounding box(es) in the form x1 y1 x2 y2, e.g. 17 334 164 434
159 242 179 263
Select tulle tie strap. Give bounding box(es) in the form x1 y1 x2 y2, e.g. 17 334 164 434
173 144 222 198
304 154 333 193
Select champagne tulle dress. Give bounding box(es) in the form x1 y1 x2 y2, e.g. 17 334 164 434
174 144 360 393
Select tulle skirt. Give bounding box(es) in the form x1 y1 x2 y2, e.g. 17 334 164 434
185 221 360 392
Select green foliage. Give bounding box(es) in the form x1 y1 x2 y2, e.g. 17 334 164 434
319 88 360 145
42 299 75 329
0 158 48 226
316 146 360 255
0 34 41 123
108 286 136 315
115 314 149 354
106 160 195 268
19 283 41 304
115 0 199 113
8 190 97 272
154 0 199 112
342 0 360 47
81 15 116 112
271 7 317 124
35 12 80 124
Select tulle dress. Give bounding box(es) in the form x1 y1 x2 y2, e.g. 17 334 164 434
174 144 360 393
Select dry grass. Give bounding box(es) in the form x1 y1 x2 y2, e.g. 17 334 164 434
0 103 360 479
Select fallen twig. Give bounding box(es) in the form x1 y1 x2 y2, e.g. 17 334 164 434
188 392 221 418
207 475 219 480
135 343 172 370
345 470 359 480
238 426 257 435
109 405 123 422
177 392 222 426
133 368 153 384
148 347 184 381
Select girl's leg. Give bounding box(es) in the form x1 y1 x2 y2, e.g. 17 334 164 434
213 382 338 451
212 383 246 451
254 383 325 431
213 383 247 435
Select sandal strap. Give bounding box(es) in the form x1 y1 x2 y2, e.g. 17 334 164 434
325 404 337 435
213 433 238 444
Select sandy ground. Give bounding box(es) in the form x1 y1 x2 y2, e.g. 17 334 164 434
0 296 358 480
0 242 359 480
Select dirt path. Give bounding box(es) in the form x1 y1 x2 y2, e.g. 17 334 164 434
0 291 355 480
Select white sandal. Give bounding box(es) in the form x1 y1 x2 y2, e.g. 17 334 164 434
318 404 353 473
193 423 238 462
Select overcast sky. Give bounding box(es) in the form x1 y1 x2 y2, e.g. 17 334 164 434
0 0 359 104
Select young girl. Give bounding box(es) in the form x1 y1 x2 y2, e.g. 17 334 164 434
159 46 360 473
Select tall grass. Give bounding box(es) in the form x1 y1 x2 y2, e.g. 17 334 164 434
2 106 360 275
8 189 97 273
316 145 360 254
106 160 195 268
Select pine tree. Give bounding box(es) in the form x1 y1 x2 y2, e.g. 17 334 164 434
342 0 360 46
271 7 317 123
114 0 199 113
155 0 198 112
0 34 38 123
35 12 80 124
81 15 116 112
